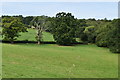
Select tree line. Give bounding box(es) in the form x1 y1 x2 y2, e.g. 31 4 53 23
1 12 120 53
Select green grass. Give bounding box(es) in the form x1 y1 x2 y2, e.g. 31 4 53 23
2 43 118 78
1 28 118 78
0 27 2 40
18 29 54 41
0 27 2 79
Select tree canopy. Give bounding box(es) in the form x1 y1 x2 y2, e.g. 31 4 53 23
51 12 77 45
2 17 27 43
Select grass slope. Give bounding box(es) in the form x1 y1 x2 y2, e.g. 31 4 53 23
0 27 2 79
18 29 54 41
0 27 2 40
2 43 118 78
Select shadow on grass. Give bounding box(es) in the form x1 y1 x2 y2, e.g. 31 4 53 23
0 40 88 46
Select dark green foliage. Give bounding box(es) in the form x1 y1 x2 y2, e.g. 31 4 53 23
95 19 120 53
52 12 76 45
80 33 88 42
13 15 23 21
84 26 96 43
75 19 87 38
95 32 108 47
44 17 55 33
107 19 120 53
95 22 110 47
23 16 34 26
2 17 27 43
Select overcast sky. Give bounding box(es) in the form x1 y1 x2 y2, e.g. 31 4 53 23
2 2 118 19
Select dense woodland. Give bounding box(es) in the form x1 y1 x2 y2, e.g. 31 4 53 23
0 12 120 53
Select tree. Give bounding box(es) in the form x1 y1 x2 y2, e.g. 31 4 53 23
31 16 47 44
107 19 120 53
13 15 23 22
23 16 34 26
43 17 55 33
84 26 96 43
52 12 76 45
75 19 87 42
95 22 110 47
2 17 27 43
95 19 120 53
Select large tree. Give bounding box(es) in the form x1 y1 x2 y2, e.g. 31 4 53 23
2 17 27 43
52 12 77 45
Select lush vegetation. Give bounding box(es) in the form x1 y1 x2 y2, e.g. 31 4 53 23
2 17 27 43
51 12 77 45
1 12 120 53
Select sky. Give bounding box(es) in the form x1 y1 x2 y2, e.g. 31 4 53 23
1 2 118 19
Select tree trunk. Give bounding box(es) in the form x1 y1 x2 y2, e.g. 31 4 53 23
11 41 14 44
37 27 40 44
38 41 40 44
10 38 14 44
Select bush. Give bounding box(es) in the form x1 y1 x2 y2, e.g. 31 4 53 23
109 46 120 53
95 32 108 47
107 19 120 53
80 33 88 42
53 34 76 45
84 26 96 43
109 42 120 53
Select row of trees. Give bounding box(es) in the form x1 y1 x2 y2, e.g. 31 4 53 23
1 12 120 53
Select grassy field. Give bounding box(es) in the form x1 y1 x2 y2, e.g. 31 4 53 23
0 27 2 79
2 28 118 78
0 28 54 41
2 43 118 78
18 29 54 41
0 42 1 79
0 27 2 40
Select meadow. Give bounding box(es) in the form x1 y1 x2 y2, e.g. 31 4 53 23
1 29 118 78
18 28 54 42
